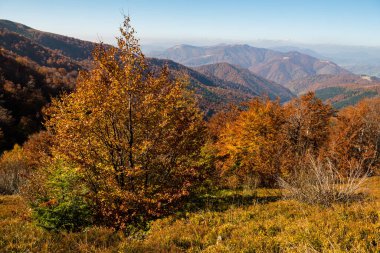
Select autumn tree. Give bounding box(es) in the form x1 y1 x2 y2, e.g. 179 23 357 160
44 17 205 229
327 97 380 175
281 92 334 174
216 98 285 187
198 104 243 189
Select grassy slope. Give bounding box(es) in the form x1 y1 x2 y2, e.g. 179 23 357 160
1 178 379 253
315 87 378 109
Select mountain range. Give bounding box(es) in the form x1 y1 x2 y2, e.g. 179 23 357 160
193 62 293 102
150 44 350 85
231 40 380 78
148 58 294 116
151 44 380 109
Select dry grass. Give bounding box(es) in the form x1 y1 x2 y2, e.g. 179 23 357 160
1 177 379 252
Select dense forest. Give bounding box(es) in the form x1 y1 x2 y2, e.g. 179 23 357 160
0 48 76 151
0 18 379 252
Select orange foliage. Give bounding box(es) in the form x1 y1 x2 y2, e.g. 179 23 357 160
215 98 285 186
281 92 335 174
22 131 53 170
327 97 380 174
212 93 335 187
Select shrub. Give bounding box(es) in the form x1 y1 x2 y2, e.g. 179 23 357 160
30 159 94 231
0 131 53 195
278 156 368 206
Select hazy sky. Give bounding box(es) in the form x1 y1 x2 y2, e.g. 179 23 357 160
1 0 380 47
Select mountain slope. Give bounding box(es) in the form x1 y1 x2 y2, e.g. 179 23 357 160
284 73 380 109
0 19 96 61
286 74 380 95
151 44 350 85
193 62 294 102
148 58 259 116
0 49 74 151
315 86 380 109
0 29 83 71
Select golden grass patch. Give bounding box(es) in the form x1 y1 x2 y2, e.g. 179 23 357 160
1 177 379 252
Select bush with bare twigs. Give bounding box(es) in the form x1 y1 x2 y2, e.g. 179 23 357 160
278 156 368 206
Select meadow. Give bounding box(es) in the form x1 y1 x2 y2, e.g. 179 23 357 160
1 177 379 253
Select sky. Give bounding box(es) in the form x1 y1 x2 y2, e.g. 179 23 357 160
1 0 380 47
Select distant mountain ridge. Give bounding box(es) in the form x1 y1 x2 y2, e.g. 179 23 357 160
193 62 294 102
284 73 380 109
148 59 295 115
151 43 380 108
150 44 350 85
0 29 83 71
286 74 380 95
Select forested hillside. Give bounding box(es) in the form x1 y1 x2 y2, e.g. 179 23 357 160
0 19 96 61
0 48 76 151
